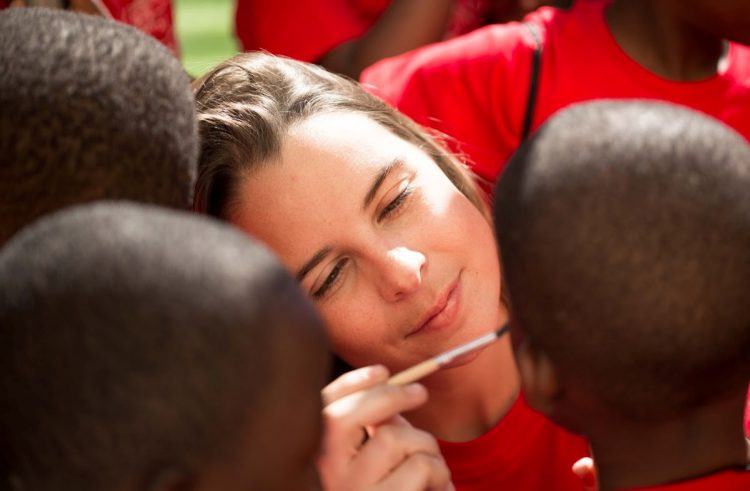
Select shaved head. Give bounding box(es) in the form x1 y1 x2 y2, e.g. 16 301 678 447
494 101 750 420
0 202 329 490
0 8 197 244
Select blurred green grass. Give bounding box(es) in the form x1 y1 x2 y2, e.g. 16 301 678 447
176 0 238 78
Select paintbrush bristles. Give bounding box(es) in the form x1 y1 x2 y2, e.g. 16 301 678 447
434 331 498 365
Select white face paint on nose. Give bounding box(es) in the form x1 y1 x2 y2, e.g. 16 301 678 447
376 246 426 302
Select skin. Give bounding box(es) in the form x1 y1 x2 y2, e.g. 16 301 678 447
515 342 749 491
321 0 455 79
197 340 329 491
321 0 568 78
229 111 520 487
231 112 504 374
317 367 454 491
606 0 750 81
149 321 332 491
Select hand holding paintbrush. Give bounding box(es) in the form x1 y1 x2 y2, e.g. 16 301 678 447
388 323 510 386
316 323 509 490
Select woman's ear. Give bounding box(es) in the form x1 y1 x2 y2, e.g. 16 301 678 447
515 340 561 416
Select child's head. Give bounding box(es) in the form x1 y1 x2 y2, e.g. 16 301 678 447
494 100 750 429
0 8 197 244
0 202 329 491
673 1 750 43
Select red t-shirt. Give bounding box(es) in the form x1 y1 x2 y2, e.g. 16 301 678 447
439 394 590 491
0 0 178 55
234 0 492 63
361 0 750 186
623 468 750 491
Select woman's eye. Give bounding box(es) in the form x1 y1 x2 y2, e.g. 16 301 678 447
378 185 412 222
312 258 349 299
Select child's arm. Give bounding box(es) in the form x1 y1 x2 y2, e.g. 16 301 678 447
320 0 454 79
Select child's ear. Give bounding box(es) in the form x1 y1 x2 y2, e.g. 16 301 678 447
516 340 561 416
147 467 194 491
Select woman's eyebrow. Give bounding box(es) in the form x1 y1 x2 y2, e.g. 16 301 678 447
296 159 405 282
362 158 404 210
296 246 332 282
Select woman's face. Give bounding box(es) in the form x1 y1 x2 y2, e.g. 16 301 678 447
231 112 504 371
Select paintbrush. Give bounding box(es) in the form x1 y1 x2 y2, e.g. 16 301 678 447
387 323 509 386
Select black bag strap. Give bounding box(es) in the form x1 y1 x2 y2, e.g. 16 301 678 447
521 22 543 141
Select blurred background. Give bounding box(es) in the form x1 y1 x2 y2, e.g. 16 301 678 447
4 1 572 79
176 0 236 77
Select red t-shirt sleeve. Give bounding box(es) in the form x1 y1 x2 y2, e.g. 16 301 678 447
235 0 379 62
361 22 537 185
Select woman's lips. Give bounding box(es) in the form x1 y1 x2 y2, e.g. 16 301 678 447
408 273 462 337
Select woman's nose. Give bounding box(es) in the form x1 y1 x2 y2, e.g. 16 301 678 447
376 246 425 302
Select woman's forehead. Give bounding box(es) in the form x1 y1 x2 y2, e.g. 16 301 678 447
229 112 422 268
286 111 411 164
267 112 430 201
275 114 413 195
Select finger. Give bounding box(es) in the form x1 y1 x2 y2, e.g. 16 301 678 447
572 457 598 491
389 414 411 426
326 383 427 431
352 424 442 483
374 452 452 491
320 384 426 460
322 365 389 406
365 413 412 437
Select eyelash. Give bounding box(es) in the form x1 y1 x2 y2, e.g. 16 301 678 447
378 185 412 222
312 184 413 300
312 257 349 299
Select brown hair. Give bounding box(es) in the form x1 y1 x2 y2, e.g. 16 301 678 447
192 52 486 219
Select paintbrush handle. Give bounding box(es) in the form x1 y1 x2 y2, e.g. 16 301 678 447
386 324 509 386
387 359 441 386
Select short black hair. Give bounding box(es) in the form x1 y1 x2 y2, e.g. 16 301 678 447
0 202 328 490
494 100 750 420
0 8 197 244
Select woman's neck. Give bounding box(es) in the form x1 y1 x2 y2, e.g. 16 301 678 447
405 336 520 441
606 0 727 81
